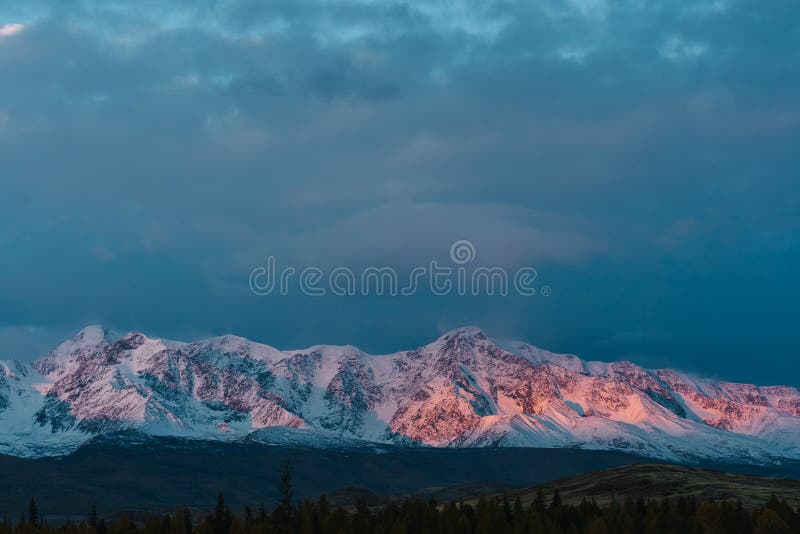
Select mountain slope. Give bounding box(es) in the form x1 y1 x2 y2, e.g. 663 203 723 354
1 325 799 464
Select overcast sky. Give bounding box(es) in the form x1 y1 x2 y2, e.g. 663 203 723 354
0 0 798 384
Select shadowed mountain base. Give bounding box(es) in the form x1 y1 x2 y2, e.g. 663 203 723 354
1 434 651 516
2 434 800 518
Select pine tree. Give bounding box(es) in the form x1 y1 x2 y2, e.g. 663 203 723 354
183 508 192 534
502 493 512 521
550 488 562 510
533 488 545 512
279 460 294 512
223 506 232 534
29 498 39 529
214 493 228 534
318 494 329 522
89 506 97 528
273 460 295 532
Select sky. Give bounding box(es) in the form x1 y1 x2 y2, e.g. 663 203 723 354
0 0 798 385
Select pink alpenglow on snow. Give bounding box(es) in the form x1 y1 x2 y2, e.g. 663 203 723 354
0 325 798 464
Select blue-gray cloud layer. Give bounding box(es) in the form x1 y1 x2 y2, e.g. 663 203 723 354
0 0 798 383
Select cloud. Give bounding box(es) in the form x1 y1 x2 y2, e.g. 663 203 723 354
0 0 797 383
659 36 707 61
0 23 24 37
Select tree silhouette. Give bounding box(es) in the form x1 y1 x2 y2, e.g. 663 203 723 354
273 461 295 533
279 460 294 511
182 507 192 534
28 498 38 530
213 493 230 534
0 487 797 534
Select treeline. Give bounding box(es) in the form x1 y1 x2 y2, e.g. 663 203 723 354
5 492 800 534
2 465 800 533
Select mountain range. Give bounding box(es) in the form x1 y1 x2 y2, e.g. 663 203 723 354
1 325 798 465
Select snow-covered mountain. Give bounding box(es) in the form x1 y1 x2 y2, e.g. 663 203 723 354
1 325 799 464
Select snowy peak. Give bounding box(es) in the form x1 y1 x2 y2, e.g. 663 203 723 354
197 334 285 362
35 328 160 378
441 325 490 340
57 324 113 354
34 325 115 377
73 324 111 345
1 325 799 464
431 325 491 347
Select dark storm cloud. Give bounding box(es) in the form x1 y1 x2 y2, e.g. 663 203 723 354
0 0 798 383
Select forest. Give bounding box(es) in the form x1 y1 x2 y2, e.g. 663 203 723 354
3 464 800 534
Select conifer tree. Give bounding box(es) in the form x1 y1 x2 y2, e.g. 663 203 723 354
318 494 329 523
182 508 191 534
214 493 228 534
28 498 38 529
272 460 295 533
278 460 294 512
502 493 512 521
550 488 562 510
533 488 545 512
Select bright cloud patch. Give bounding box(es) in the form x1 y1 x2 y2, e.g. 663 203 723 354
660 36 707 61
0 23 24 37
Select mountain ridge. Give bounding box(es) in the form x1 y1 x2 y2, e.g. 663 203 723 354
1 325 799 463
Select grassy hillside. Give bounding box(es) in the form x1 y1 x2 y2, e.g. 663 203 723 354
480 464 800 509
